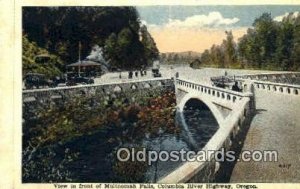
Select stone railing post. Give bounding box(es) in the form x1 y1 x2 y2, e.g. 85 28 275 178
243 80 256 115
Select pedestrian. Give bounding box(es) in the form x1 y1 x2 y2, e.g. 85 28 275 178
232 81 241 92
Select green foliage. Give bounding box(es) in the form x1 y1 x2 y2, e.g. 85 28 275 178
23 88 178 182
161 51 201 65
23 7 159 71
105 27 145 70
23 35 63 78
223 31 237 68
140 25 159 65
198 12 300 71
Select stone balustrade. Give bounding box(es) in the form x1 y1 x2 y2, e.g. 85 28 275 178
252 80 300 95
234 72 300 86
176 78 253 110
237 72 300 81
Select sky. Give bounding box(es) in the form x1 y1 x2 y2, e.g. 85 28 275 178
136 5 300 53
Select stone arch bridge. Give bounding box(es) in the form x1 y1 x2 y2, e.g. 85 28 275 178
22 71 300 183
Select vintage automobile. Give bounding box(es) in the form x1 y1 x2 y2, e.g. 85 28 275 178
152 70 162 78
66 76 94 86
152 60 162 77
23 73 56 89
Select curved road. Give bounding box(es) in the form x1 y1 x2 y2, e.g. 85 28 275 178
230 89 300 182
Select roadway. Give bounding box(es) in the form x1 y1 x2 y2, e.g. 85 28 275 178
230 89 300 182
95 65 288 85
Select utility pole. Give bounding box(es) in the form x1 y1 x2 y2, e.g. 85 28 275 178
78 41 82 77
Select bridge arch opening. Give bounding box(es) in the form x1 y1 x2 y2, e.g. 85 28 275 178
178 94 224 129
182 98 220 150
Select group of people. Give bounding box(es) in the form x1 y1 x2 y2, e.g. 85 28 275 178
123 70 147 79
211 71 242 92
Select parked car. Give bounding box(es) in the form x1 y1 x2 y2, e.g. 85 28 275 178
23 73 55 89
152 68 162 78
66 76 94 86
52 76 66 86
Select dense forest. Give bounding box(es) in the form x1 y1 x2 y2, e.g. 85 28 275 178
193 12 300 71
22 7 159 77
160 51 202 65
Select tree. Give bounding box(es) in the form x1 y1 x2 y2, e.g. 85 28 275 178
289 13 300 70
104 33 119 68
140 25 159 66
238 28 262 68
202 12 300 71
23 7 159 71
253 13 278 68
210 45 225 68
275 17 294 70
200 50 211 65
223 31 237 67
23 35 63 78
118 27 145 69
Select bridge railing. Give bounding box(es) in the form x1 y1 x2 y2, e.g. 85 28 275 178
250 80 300 95
235 72 300 81
232 77 300 96
158 95 253 183
176 78 252 108
212 73 300 96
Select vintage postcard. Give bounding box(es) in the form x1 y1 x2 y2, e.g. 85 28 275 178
1 0 300 189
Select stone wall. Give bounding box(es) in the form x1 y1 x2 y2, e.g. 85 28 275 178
23 78 174 104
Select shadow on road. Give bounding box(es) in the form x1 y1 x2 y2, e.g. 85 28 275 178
214 109 259 183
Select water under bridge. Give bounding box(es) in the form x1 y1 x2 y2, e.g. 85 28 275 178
22 68 300 183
